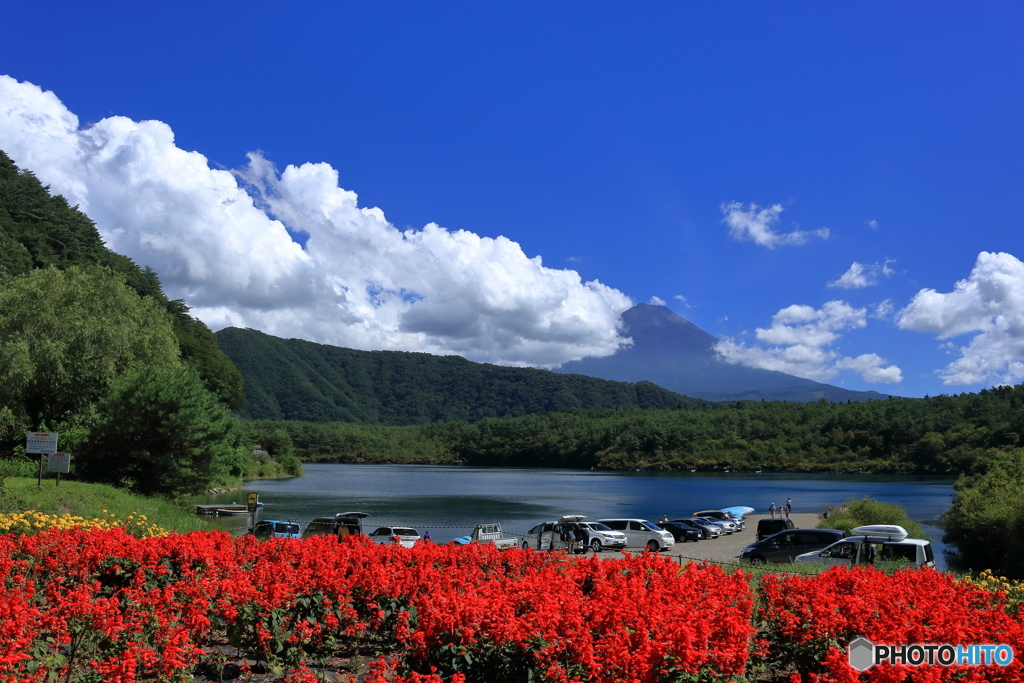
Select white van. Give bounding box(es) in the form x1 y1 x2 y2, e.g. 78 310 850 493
523 514 594 552
597 518 676 551
793 525 934 568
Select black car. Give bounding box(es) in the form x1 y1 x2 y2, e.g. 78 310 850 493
740 528 847 564
657 521 702 542
671 518 723 539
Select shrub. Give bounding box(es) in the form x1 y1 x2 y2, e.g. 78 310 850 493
819 496 928 540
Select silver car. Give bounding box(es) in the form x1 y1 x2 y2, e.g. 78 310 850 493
696 516 737 534
694 510 746 531
367 526 421 548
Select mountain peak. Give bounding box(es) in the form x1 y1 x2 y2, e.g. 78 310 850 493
620 304 718 359
559 304 890 403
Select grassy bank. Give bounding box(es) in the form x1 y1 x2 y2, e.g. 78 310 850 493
1 477 209 533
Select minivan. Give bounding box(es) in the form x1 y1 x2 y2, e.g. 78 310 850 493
794 526 935 568
756 518 795 541
301 512 370 540
740 529 846 564
597 518 676 551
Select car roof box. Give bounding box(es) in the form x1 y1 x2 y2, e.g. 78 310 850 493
849 524 908 540
558 514 587 523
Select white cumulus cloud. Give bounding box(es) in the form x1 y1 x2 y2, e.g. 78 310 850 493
720 201 829 249
827 260 895 289
897 251 1024 385
714 300 902 384
871 299 894 320
0 75 634 367
649 296 666 306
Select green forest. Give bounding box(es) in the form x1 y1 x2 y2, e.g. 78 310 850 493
0 150 300 496
217 326 702 424
257 384 1024 473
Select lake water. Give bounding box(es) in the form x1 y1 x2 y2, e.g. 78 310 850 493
198 465 957 567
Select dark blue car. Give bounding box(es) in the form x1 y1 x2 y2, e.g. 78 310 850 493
252 520 302 540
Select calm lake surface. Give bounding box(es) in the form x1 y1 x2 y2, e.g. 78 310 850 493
198 465 956 567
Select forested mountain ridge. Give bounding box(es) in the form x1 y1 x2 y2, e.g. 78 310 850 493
256 382 1024 474
558 304 892 403
0 150 244 409
216 326 703 424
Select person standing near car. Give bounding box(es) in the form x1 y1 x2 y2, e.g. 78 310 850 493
785 498 793 519
575 523 589 554
769 502 776 519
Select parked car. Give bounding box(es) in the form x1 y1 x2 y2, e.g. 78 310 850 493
695 515 737 534
579 521 628 552
694 510 746 531
793 526 935 568
523 515 606 552
598 518 676 551
672 518 722 539
657 521 702 543
756 518 795 541
252 520 301 540
302 512 370 540
451 523 518 549
740 529 847 564
368 525 421 548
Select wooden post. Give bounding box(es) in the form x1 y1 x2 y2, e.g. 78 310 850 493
56 471 60 487
37 453 43 490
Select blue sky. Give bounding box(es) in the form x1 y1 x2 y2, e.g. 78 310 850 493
2 2 1022 397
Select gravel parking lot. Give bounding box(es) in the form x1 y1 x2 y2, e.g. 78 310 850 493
590 513 821 565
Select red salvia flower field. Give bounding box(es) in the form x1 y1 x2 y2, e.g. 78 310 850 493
1 528 1024 682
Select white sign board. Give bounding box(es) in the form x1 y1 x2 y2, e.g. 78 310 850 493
26 432 58 454
47 453 70 474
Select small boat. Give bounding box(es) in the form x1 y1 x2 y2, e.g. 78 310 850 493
720 506 755 519
214 508 250 515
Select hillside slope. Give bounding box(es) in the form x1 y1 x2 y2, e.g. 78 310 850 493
217 327 702 424
0 149 244 408
557 304 891 403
